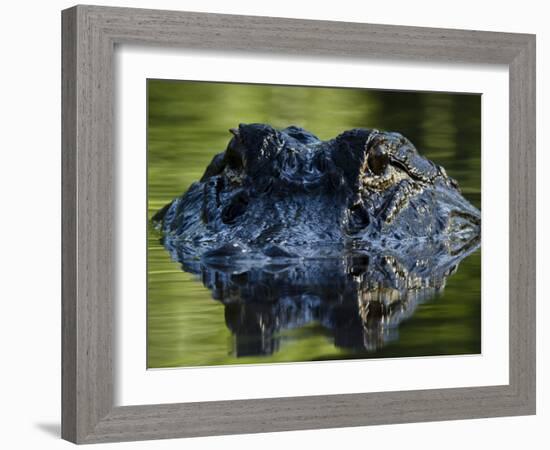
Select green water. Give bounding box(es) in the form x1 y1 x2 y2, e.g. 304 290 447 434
147 79 481 368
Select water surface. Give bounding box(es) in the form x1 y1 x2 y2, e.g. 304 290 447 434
147 80 481 368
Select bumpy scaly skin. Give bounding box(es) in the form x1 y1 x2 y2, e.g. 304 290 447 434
154 124 480 261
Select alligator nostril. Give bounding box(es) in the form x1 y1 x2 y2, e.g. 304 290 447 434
367 145 389 175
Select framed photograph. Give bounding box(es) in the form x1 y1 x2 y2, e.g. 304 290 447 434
61 5 536 444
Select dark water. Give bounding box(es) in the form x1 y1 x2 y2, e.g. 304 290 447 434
147 79 481 368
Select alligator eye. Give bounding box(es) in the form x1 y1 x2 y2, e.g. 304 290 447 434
225 128 246 170
367 145 389 175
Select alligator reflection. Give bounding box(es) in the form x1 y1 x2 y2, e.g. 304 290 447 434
164 240 478 357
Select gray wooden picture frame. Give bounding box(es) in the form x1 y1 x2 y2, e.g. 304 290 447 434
61 4 536 444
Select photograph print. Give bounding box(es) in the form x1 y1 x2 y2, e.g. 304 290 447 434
147 79 481 369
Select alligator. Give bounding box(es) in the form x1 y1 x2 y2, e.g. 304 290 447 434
152 124 481 356
154 123 480 259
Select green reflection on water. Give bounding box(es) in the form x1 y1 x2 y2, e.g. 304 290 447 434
147 79 481 368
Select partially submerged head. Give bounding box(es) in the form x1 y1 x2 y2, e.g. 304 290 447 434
155 124 480 261
173 238 473 355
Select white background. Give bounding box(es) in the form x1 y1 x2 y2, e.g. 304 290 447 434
116 48 509 405
0 0 546 449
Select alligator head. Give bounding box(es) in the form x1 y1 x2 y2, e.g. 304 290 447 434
154 123 480 260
